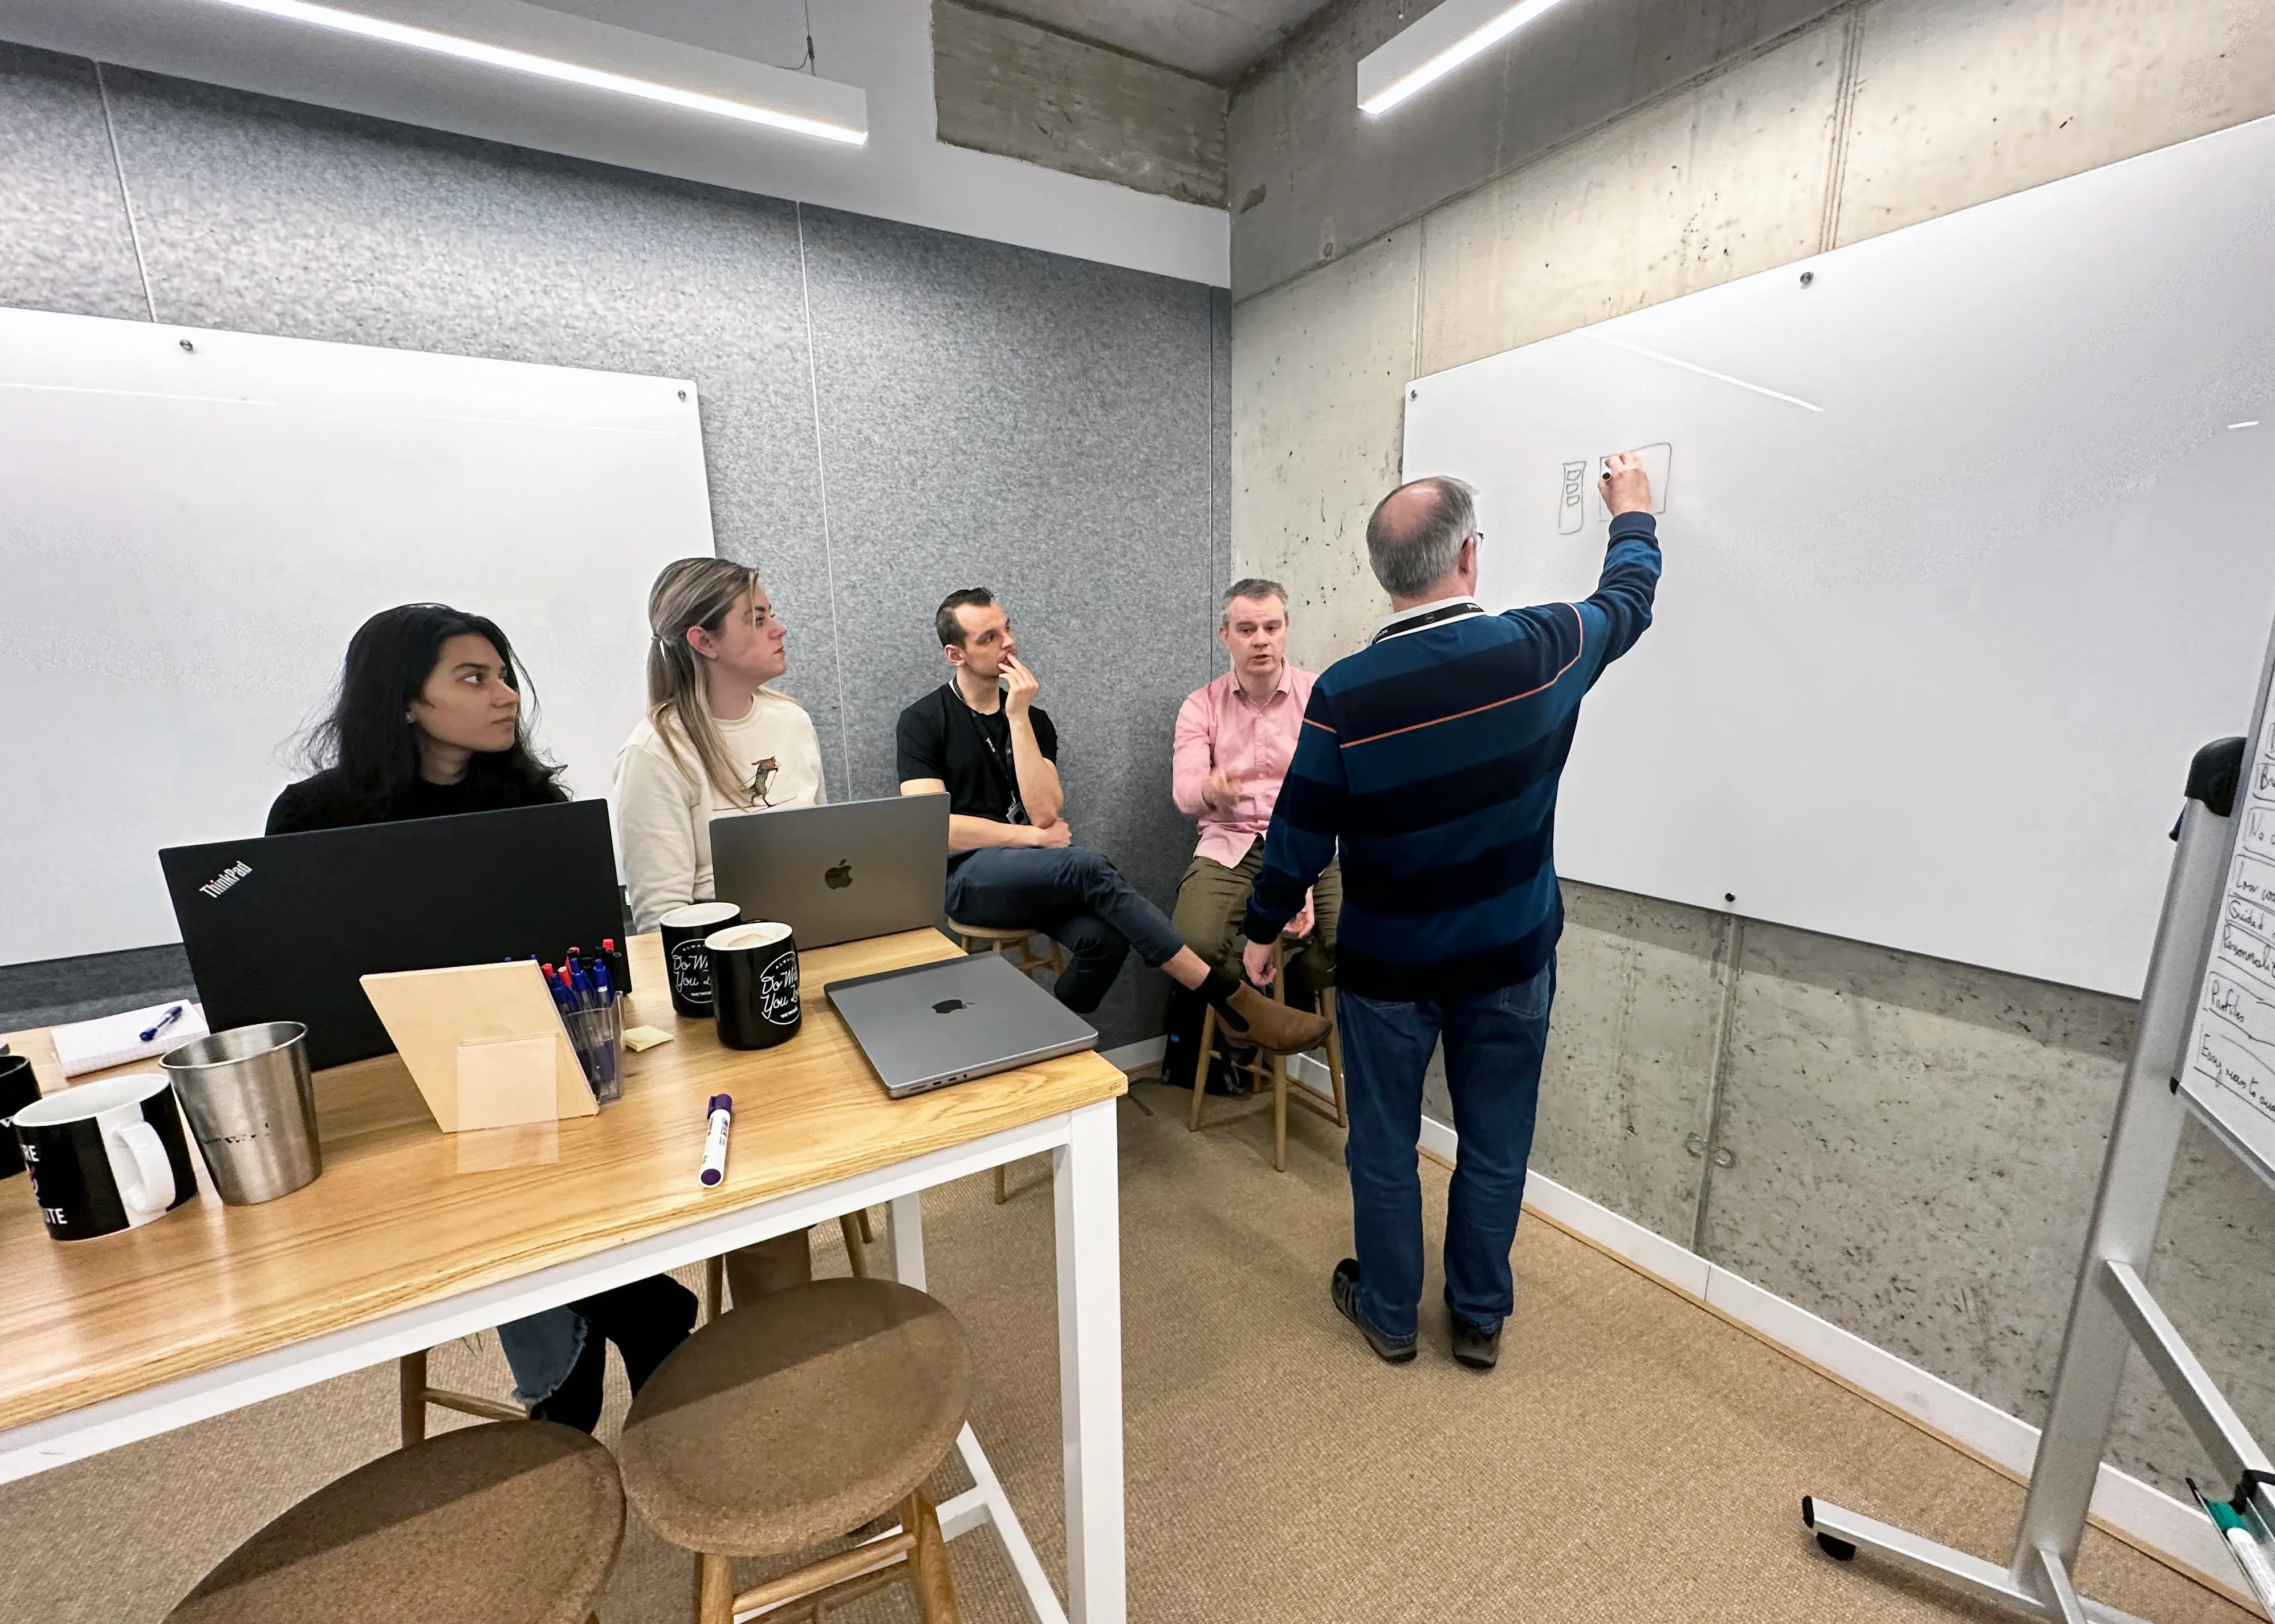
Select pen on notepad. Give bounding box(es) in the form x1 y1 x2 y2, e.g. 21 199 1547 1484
699 1095 733 1188
139 1004 185 1044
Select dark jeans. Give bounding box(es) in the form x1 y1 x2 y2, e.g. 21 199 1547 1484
1337 959 1555 1341
946 845 1185 1014
528 1274 698 1432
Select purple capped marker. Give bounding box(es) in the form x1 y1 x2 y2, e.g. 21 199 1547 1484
699 1094 733 1188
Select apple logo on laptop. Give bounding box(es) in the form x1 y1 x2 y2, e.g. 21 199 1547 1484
932 998 967 1015
824 858 853 890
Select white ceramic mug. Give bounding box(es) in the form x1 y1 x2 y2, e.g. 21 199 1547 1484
11 1071 198 1240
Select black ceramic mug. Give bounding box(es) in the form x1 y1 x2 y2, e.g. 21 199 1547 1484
658 901 742 1019
706 921 802 1051
0 1053 40 1179
11 1071 201 1240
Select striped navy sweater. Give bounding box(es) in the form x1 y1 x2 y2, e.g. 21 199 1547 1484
1242 512 1662 1000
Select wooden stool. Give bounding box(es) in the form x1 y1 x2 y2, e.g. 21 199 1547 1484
948 919 1069 1204
398 1349 526 1445
698 1210 880 1321
1187 938 1346 1172
166 1420 623 1624
618 1279 972 1624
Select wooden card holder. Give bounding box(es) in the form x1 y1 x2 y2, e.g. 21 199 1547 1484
360 962 597 1133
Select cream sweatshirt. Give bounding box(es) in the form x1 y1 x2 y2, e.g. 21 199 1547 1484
614 689 826 932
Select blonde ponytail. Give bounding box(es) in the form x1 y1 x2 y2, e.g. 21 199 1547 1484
645 558 767 808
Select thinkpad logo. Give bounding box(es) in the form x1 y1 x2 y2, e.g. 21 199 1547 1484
199 860 251 899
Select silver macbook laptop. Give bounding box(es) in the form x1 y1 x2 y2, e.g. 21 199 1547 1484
710 793 948 949
825 954 1098 1098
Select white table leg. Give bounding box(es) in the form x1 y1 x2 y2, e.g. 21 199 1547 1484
888 1191 926 1289
1053 1098 1125 1624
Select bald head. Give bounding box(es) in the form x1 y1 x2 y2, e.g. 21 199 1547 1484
1366 475 1476 599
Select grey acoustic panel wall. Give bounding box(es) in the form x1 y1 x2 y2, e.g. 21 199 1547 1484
0 41 1228 1048
0 51 145 320
800 203 1225 1045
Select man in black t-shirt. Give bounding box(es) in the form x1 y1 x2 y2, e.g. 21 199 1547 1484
895 588 1328 1054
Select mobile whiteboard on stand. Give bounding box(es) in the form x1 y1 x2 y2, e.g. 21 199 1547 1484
1801 618 2275 1622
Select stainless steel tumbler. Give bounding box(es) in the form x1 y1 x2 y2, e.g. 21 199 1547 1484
161 1021 321 1204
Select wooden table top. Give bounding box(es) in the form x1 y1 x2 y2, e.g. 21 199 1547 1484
0 930 1125 1436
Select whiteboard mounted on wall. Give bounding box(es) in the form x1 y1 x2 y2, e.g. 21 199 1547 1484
0 308 713 967
1402 112 2275 996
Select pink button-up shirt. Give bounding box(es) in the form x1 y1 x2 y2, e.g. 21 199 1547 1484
1172 662 1317 868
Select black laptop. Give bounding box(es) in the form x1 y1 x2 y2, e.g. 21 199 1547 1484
160 800 627 1070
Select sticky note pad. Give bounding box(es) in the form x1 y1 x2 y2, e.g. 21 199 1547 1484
622 1025 675 1053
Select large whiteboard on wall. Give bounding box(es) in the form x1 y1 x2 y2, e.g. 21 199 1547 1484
0 308 712 966
1402 112 2275 997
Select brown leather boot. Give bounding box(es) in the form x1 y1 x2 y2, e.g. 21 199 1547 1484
1215 982 1330 1056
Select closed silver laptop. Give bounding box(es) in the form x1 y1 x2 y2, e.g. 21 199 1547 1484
709 793 948 949
825 954 1098 1098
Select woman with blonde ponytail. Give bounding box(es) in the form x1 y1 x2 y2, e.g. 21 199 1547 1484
614 559 826 932
617 557 829 1302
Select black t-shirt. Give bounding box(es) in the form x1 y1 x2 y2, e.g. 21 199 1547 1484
894 685 1059 826
264 763 557 835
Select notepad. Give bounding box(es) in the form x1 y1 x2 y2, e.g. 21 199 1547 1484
51 1000 209 1077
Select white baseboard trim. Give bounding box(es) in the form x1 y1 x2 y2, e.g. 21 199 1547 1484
1408 1110 2243 1602
1100 1035 1166 1074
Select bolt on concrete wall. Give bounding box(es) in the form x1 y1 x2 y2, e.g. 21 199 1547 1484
1231 0 2275 1507
933 0 1229 207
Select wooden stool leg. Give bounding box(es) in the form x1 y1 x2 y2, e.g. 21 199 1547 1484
840 1212 870 1278
397 1351 426 1447
1324 987 1348 1129
697 1550 735 1624
993 1165 1009 1204
704 1253 724 1320
906 1491 960 1623
1272 1052 1288 1173
856 1207 874 1244
1187 1005 1217 1131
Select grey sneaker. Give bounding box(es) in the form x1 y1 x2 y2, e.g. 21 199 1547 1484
1331 1259 1417 1363
1450 1314 1502 1371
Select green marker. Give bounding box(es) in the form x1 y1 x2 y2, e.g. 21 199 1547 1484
2190 1478 2275 1612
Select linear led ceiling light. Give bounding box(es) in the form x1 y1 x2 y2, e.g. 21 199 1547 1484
1357 0 1575 117
197 0 869 144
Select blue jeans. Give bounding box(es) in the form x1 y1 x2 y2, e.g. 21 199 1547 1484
945 845 1186 1014
1337 960 1555 1341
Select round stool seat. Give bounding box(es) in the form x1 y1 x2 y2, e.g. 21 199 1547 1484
618 1278 972 1558
946 919 1036 943
167 1421 623 1624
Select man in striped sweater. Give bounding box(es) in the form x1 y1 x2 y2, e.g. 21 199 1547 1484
1242 453 1662 1369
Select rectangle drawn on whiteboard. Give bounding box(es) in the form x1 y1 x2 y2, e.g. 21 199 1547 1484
2243 806 2275 860
2232 851 2275 905
1592 442 1672 521
2203 971 2275 1047
2192 1027 2275 1127
2215 921 2275 989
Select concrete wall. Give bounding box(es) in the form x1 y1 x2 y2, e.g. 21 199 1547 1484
1231 0 2275 1505
0 42 1232 1051
934 1 1229 206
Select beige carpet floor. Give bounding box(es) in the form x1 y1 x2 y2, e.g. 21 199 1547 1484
1 1076 2252 1623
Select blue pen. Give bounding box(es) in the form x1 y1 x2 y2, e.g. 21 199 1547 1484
139 1004 186 1044
587 961 619 1090
569 963 597 1011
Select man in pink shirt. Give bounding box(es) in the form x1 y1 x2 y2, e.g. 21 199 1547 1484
1167 579 1341 1088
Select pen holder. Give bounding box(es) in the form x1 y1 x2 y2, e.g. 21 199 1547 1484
567 1002 624 1105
